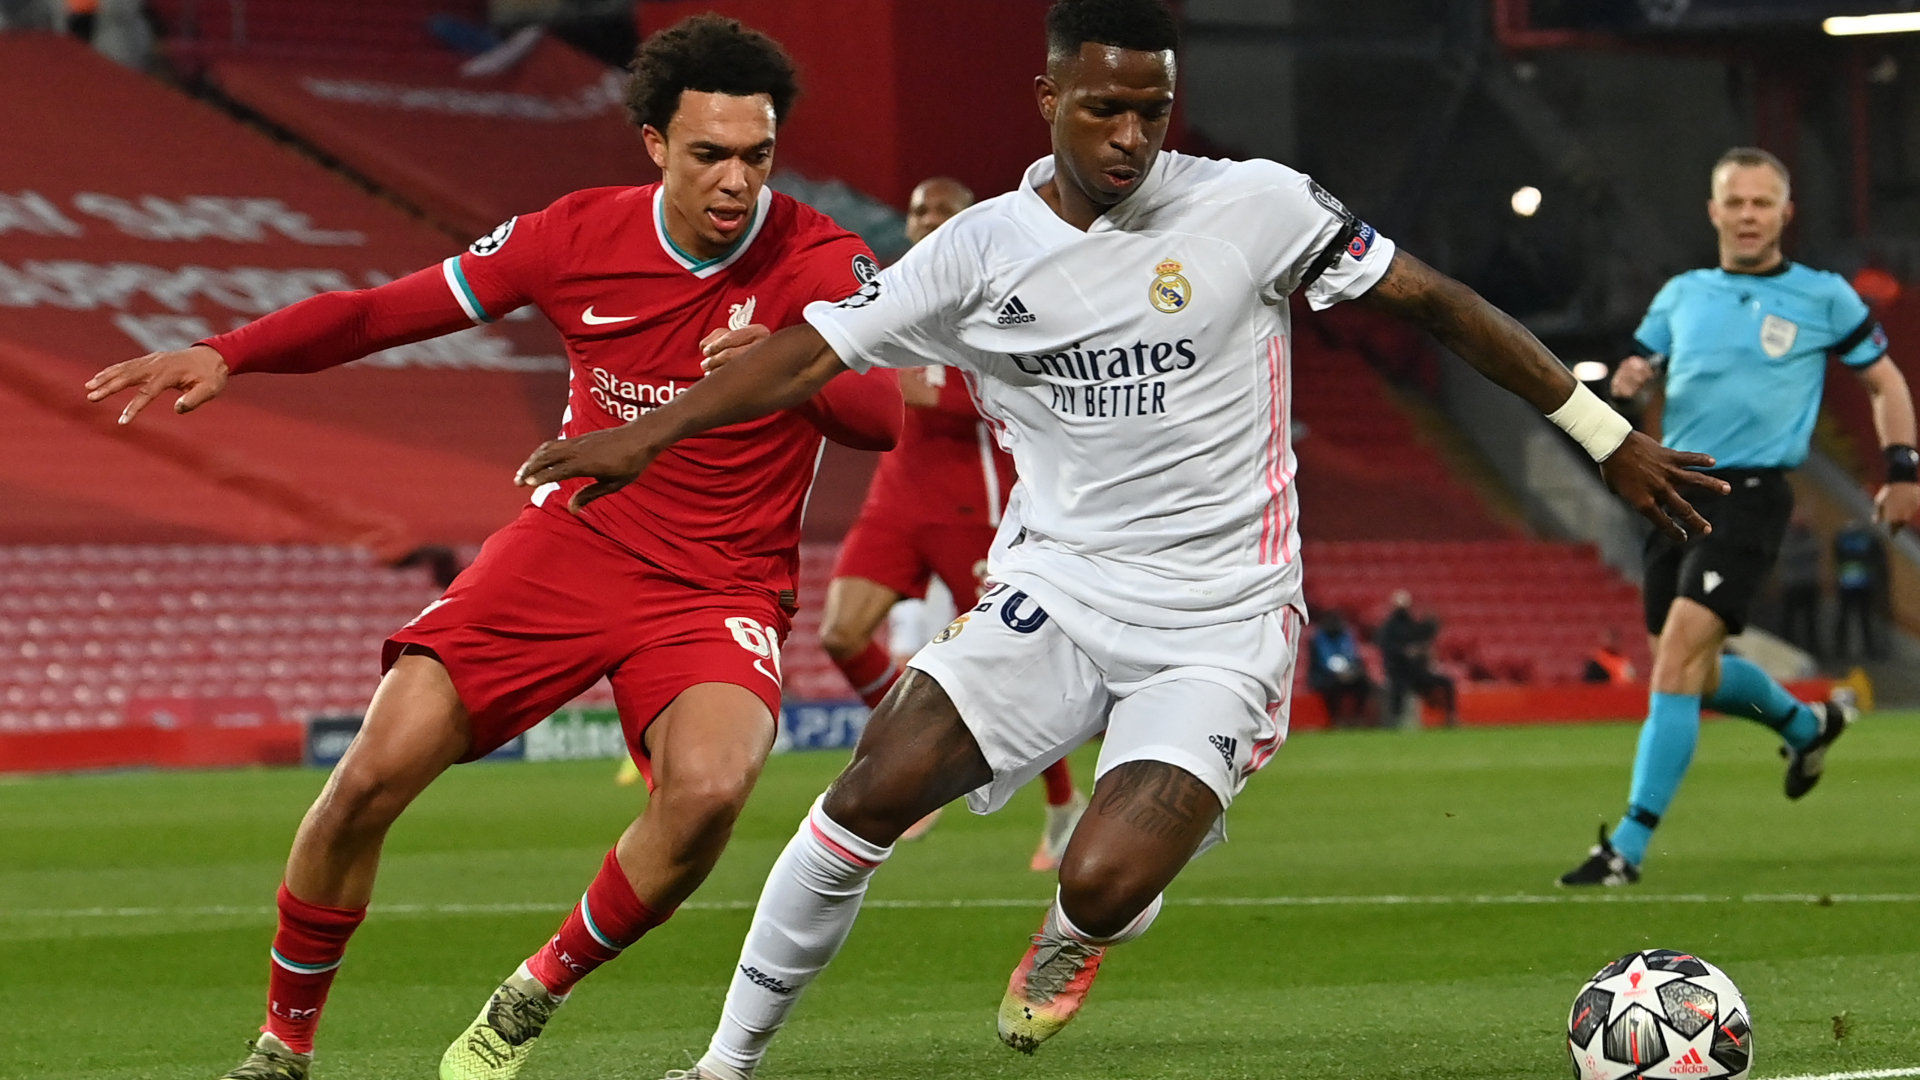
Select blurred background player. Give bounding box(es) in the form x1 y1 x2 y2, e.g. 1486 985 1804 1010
1560 147 1920 887
819 175 1087 866
86 16 902 1080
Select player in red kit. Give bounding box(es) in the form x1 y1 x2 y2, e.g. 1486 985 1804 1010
819 177 1086 867
84 17 901 1080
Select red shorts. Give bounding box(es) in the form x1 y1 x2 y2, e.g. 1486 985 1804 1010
832 508 997 605
385 506 789 781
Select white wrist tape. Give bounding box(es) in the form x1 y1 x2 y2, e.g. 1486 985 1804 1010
1546 381 1633 462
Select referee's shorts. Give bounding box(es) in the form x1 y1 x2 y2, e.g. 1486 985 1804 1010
1642 468 1793 636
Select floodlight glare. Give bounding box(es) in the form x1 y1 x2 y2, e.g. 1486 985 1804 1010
1511 186 1543 217
1572 360 1611 383
1824 12 1920 35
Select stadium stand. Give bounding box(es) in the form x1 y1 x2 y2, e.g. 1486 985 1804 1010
0 544 441 733
0 35 567 552
146 0 489 69
205 34 659 239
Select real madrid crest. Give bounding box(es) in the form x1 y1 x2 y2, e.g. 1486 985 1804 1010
1150 259 1191 314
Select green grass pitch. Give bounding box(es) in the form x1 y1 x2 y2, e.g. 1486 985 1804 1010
4 715 1918 1080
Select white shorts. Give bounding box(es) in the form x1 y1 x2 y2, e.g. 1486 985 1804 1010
906 576 1302 838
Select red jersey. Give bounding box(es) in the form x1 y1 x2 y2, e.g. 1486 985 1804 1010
864 365 1017 526
209 183 901 603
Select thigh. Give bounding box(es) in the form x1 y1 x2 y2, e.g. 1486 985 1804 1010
610 589 789 788
905 582 1111 814
920 522 998 606
386 508 627 760
823 669 994 842
643 682 777 799
832 510 933 600
323 652 471 803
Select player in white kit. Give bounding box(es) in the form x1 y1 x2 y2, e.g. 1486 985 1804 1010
516 1 1727 1073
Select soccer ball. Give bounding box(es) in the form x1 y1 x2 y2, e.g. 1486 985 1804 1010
1567 950 1752 1080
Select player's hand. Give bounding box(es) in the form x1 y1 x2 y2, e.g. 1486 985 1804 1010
84 344 229 424
1874 481 1920 533
899 366 942 408
1611 356 1654 400
514 427 659 513
700 324 771 373
1599 430 1728 542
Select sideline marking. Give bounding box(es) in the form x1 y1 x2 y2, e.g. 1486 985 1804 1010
1758 1060 1920 1068
9 893 1920 920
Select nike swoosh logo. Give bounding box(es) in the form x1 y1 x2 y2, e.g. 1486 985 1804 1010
582 306 637 326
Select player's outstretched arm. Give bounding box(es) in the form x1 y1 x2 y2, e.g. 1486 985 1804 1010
1354 250 1729 540
1856 355 1920 528
85 266 482 425
517 323 848 511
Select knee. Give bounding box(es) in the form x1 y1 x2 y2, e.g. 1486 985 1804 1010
818 620 872 662
1057 851 1160 939
314 766 413 840
654 769 756 838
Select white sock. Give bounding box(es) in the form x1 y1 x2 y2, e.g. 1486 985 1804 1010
702 795 892 1075
1054 888 1164 946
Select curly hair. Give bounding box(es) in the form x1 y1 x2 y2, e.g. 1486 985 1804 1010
625 14 799 133
1045 0 1180 58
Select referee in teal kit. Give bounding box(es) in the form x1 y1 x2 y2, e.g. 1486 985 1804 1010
1560 147 1920 886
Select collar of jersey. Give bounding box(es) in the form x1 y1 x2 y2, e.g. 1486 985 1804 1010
1716 258 1793 278
1018 151 1170 235
652 184 772 278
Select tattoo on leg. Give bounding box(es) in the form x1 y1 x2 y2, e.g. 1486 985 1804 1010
1091 762 1212 843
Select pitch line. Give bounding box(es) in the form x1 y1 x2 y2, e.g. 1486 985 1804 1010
1763 1070 1920 1080
8 892 1920 920
1758 1060 1920 1068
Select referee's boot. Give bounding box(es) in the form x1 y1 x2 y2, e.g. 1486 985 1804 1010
1556 824 1640 887
1782 689 1857 800
440 969 565 1080
217 1033 310 1080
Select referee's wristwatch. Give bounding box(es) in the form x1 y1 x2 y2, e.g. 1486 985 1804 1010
1887 444 1920 485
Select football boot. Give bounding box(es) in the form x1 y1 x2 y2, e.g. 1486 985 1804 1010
1783 690 1856 800
440 970 564 1080
1029 790 1087 872
218 1033 310 1080
1556 824 1641 887
997 906 1106 1053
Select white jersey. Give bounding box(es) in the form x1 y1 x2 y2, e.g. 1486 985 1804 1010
805 152 1396 628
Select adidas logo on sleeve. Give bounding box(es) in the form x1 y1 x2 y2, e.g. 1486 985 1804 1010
996 296 1036 325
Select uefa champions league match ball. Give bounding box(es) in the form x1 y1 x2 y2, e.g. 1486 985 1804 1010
1568 950 1753 1080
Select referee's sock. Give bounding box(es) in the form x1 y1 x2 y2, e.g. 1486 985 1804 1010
1706 655 1820 751
1613 692 1702 866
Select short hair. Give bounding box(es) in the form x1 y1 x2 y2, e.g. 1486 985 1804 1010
915 176 976 206
1712 147 1791 198
625 14 799 133
1045 0 1180 59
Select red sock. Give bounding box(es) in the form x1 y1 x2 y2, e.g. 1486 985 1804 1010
1041 759 1076 806
264 883 366 1055
833 639 901 709
525 850 670 996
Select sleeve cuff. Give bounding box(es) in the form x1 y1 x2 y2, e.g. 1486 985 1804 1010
1307 237 1397 312
804 300 876 374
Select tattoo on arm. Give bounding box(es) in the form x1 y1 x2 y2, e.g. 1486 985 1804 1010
1354 251 1575 414
1091 761 1217 843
